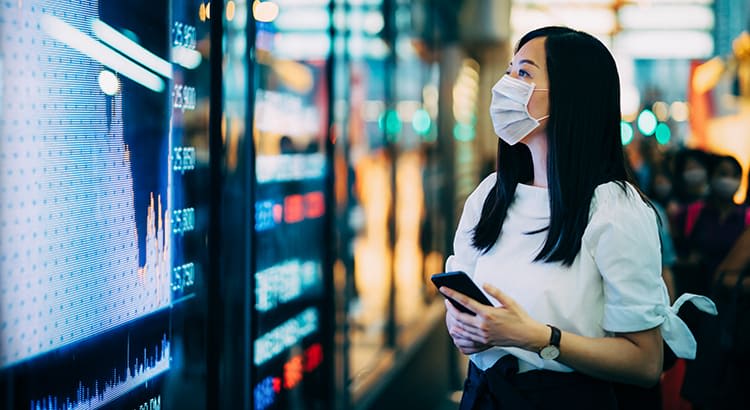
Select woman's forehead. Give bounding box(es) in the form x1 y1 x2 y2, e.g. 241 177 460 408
513 37 546 66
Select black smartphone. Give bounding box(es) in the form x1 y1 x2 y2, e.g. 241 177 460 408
431 271 492 315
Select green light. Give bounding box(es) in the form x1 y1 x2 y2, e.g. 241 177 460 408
385 110 402 135
655 123 671 145
637 109 657 136
378 110 402 140
412 109 431 135
621 121 634 145
453 123 475 141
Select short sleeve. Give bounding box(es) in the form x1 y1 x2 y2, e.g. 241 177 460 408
583 183 665 333
445 174 496 278
583 183 716 359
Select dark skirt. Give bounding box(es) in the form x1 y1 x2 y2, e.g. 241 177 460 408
459 355 618 410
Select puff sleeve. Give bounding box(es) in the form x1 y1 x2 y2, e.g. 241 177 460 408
583 183 716 359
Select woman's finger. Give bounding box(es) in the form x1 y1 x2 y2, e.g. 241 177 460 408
440 286 486 317
444 296 482 325
482 284 517 310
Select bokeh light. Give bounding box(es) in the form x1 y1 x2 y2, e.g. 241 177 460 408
655 123 671 145
652 101 669 121
98 70 119 96
411 109 431 135
670 101 689 122
637 109 657 136
253 0 279 23
621 121 634 145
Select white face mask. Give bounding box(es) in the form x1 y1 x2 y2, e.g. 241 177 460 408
711 177 741 200
683 168 707 186
490 75 549 145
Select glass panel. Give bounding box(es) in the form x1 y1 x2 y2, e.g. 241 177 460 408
221 0 252 408
391 1 437 335
337 0 394 383
250 1 334 409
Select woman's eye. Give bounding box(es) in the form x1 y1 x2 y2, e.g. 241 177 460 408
519 69 530 78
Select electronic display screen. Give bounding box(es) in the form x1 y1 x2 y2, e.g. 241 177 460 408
0 1 211 408
250 3 333 408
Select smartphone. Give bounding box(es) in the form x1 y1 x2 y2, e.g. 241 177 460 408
431 271 492 315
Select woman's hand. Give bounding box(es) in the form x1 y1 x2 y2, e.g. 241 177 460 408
445 299 491 355
441 284 548 353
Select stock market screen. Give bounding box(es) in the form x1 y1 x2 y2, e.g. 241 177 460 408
251 2 333 408
0 1 211 408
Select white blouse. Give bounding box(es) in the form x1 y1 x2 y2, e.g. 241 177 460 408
446 173 717 372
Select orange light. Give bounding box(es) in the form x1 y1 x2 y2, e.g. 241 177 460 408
284 194 304 224
253 0 279 23
199 3 206 22
283 355 303 390
304 192 325 219
226 1 236 21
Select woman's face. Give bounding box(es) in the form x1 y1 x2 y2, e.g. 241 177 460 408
507 37 550 140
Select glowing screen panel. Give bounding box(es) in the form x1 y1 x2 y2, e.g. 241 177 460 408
0 1 210 408
250 2 333 408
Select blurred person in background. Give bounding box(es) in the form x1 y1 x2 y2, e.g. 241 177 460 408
672 149 711 208
649 164 682 221
695 223 750 409
439 26 715 410
674 154 748 296
675 154 750 409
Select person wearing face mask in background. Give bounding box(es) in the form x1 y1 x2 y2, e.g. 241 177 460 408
673 149 711 208
676 154 750 409
440 26 716 410
674 154 749 298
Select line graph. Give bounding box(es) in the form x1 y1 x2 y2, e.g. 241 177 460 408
30 334 170 410
0 1 172 368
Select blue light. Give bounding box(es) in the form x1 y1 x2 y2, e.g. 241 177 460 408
411 109 431 135
621 121 634 145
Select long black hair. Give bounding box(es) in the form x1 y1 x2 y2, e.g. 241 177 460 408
472 26 640 266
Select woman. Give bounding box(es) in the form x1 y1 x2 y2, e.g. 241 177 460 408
439 26 716 410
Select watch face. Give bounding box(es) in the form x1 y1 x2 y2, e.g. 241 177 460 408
540 345 560 360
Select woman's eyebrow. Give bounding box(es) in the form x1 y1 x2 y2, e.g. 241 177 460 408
517 59 539 68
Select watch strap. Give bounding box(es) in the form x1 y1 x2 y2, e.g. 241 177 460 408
547 324 561 347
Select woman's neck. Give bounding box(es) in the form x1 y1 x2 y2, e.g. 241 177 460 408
523 132 549 188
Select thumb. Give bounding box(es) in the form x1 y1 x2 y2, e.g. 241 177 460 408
482 283 516 309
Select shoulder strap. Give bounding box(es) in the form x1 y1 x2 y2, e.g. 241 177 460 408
684 201 705 238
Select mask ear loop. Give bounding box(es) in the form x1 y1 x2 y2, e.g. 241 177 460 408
529 88 549 122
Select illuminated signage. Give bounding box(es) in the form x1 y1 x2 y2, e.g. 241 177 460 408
1 1 209 408
255 260 323 312
255 154 327 183
254 308 319 366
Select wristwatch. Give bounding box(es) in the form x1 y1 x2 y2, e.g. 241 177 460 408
539 325 561 360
